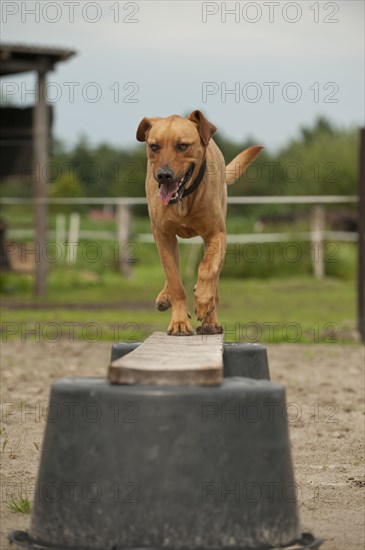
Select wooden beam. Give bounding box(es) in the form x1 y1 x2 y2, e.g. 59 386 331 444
358 128 365 342
109 332 224 386
33 67 49 296
0 60 53 75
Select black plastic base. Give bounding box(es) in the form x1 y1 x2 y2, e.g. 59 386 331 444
8 529 324 549
26 376 299 550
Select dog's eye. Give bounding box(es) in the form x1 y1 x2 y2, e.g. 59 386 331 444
176 143 189 152
150 143 160 152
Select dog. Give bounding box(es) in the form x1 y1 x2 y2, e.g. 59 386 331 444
136 110 262 336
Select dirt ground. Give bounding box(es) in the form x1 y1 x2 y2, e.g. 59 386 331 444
1 341 364 550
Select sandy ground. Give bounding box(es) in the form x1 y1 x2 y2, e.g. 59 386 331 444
0 341 364 550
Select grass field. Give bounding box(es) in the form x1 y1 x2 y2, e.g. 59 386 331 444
0 209 359 344
1 265 357 344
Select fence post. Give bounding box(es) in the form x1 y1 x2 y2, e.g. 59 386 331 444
33 67 49 295
116 204 132 277
310 205 325 279
67 212 80 264
55 214 66 262
358 128 365 342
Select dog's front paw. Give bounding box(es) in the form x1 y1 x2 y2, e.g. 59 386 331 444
167 318 194 336
196 323 223 335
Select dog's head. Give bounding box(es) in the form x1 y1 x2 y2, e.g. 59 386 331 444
136 110 217 205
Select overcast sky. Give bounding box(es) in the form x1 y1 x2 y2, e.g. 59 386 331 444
1 0 364 152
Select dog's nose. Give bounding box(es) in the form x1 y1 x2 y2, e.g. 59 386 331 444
157 167 174 185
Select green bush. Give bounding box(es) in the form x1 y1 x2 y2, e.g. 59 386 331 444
50 173 86 214
221 240 356 280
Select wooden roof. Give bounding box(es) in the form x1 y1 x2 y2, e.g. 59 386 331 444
0 43 76 75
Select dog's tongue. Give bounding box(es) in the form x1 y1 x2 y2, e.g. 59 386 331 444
158 183 178 206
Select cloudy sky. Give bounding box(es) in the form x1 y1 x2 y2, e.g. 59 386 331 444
1 0 364 152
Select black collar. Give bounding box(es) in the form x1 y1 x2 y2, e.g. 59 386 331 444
169 159 206 204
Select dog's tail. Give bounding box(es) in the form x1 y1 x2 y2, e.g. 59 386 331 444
225 146 263 186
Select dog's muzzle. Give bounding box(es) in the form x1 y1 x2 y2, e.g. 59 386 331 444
157 164 195 206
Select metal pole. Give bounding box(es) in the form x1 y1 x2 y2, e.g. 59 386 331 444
33 68 49 296
357 128 365 342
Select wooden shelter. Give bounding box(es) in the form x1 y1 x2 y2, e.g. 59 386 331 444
0 43 76 295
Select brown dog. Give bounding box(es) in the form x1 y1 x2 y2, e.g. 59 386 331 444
136 110 262 336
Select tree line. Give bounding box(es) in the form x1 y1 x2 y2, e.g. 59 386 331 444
50 117 359 211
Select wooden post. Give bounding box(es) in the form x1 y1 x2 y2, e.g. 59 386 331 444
0 219 11 270
55 213 66 262
358 128 365 342
33 67 49 295
116 204 132 277
67 212 80 264
310 205 325 279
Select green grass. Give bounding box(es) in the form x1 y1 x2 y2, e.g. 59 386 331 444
7 498 31 514
1 268 357 344
0 209 358 344
220 276 356 343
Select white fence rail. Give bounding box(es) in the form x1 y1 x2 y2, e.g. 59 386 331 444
1 195 358 278
0 195 358 205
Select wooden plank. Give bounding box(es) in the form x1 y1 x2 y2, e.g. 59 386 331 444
108 332 223 386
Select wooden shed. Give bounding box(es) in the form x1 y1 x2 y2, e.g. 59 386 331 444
0 43 76 295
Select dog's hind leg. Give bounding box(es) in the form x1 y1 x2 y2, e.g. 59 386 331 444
154 230 193 336
194 229 226 334
196 286 223 335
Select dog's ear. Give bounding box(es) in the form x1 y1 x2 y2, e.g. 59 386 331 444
136 117 161 142
188 110 217 146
